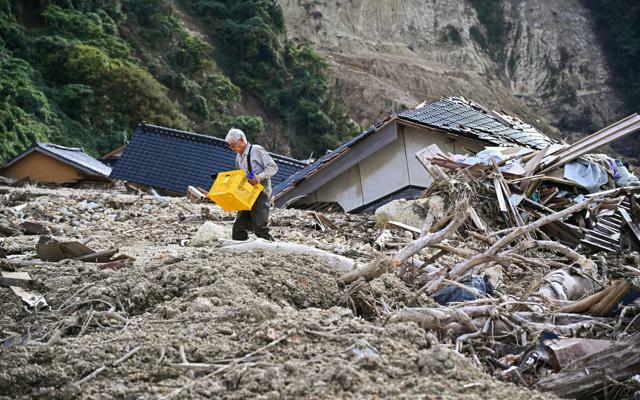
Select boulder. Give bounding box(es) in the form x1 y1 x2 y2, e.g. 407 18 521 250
190 221 229 246
374 195 444 228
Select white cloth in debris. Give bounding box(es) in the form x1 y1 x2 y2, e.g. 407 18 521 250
615 160 640 187
459 148 505 166
563 160 609 193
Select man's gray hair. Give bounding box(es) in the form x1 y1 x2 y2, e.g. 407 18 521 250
225 128 246 144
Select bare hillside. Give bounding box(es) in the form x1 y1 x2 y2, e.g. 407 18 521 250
280 0 621 137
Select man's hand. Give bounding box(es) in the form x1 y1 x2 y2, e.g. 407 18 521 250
249 176 260 185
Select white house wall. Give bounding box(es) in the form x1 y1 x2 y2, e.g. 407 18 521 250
358 132 410 204
402 125 485 187
313 164 364 211
301 122 487 212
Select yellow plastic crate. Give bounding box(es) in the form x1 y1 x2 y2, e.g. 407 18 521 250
207 169 264 212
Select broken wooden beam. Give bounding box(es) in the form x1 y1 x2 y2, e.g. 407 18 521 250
387 220 421 235
493 178 508 214
536 333 640 398
543 338 613 372
314 212 337 230
539 114 640 174
186 186 208 203
519 145 549 191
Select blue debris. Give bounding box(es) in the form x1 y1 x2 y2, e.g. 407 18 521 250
431 275 493 305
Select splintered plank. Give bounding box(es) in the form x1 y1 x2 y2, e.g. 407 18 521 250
493 178 508 214
620 209 640 245
387 221 421 235
468 208 488 233
519 145 549 191
315 212 338 230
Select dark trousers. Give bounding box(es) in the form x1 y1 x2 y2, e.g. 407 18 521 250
232 192 273 240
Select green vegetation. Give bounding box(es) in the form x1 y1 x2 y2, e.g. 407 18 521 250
178 0 360 159
0 0 357 164
0 56 57 162
466 0 510 62
581 0 640 163
1 0 185 161
121 0 264 139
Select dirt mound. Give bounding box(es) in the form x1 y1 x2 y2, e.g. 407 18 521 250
0 186 557 399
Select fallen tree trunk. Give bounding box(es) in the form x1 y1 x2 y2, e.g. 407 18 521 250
536 333 640 398
388 307 477 332
521 240 596 269
449 197 611 278
388 306 616 336
338 205 469 285
219 239 355 272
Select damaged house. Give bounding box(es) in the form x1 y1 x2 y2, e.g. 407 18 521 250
0 143 112 185
109 123 308 195
274 97 555 213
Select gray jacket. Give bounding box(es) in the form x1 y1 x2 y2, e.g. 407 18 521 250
235 144 278 197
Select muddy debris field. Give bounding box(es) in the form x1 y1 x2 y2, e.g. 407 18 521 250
0 180 638 399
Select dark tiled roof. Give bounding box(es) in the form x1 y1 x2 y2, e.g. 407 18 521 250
109 123 307 194
2 143 112 177
274 97 555 200
398 97 554 150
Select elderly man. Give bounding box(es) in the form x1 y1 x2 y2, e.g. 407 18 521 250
225 128 278 241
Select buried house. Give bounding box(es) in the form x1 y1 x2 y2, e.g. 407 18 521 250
109 123 308 195
0 143 112 185
273 97 556 213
